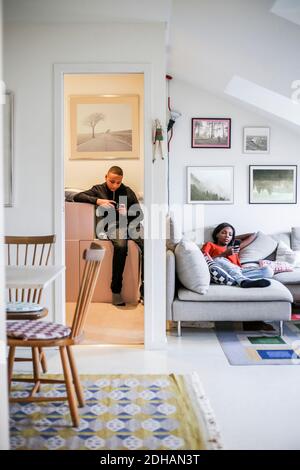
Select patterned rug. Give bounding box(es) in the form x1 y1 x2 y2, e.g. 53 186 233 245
9 373 222 450
216 321 300 365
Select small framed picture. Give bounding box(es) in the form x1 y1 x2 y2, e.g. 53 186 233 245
249 165 297 204
187 166 234 204
243 127 270 154
191 118 231 148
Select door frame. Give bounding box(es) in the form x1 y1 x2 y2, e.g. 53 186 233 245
0 84 10 449
54 63 167 350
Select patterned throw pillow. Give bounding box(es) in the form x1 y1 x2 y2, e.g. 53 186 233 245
259 259 294 273
203 255 237 286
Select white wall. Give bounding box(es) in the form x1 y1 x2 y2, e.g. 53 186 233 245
0 0 10 450
3 20 167 346
169 79 300 239
64 73 144 196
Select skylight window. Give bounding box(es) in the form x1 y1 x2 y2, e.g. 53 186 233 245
271 0 300 27
225 75 300 127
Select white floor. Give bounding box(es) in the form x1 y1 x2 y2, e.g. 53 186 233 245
13 326 300 450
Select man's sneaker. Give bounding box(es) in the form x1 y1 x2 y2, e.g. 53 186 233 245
112 293 126 306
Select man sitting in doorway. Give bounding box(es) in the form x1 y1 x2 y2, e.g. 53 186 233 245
74 166 144 306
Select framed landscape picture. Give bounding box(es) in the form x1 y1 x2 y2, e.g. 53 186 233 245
187 166 234 204
69 94 139 160
243 127 270 153
191 118 231 148
249 165 297 204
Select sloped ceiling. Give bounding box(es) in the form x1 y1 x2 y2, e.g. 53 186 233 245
168 0 300 131
271 0 300 27
4 0 300 130
3 0 172 23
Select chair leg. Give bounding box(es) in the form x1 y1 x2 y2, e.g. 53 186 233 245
32 347 41 394
7 346 16 393
67 346 85 407
39 347 48 373
59 346 80 427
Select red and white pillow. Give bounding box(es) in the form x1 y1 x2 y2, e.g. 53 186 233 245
259 259 293 273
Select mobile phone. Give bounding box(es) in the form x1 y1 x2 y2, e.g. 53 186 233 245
233 239 241 247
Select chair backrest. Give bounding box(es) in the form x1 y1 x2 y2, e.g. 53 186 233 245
71 243 105 339
5 235 56 303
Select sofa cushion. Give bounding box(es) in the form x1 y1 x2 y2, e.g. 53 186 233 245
259 259 293 273
291 227 300 251
274 268 300 285
239 231 277 264
271 232 291 247
177 279 293 302
276 240 298 264
7 320 71 340
175 240 210 294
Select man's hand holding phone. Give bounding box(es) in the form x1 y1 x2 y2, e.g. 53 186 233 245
117 203 126 216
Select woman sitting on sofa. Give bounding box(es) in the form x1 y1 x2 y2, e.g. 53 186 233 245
202 222 274 288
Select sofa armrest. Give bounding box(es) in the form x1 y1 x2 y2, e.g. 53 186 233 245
166 249 176 320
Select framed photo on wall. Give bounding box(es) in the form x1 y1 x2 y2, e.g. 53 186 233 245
243 127 270 154
249 165 297 204
187 166 234 204
69 94 139 160
191 118 231 148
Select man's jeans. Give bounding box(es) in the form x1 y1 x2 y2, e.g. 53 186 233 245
108 227 143 295
214 257 274 285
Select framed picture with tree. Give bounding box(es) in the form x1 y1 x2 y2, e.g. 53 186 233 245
69 95 139 159
191 118 231 148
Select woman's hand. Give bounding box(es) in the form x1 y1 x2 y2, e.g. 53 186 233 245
225 246 240 256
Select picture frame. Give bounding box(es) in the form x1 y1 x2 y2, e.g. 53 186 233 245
69 94 139 160
187 166 234 204
243 127 270 154
249 165 297 204
3 91 14 207
191 118 231 148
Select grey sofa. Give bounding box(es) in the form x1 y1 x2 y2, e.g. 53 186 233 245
166 229 300 336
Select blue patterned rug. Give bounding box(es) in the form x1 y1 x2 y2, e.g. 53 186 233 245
9 373 222 450
216 321 300 365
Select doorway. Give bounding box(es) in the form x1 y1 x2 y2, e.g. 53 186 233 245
54 62 167 350
63 72 144 345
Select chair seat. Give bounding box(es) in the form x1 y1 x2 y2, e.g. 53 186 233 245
6 302 45 313
6 308 48 321
7 320 71 340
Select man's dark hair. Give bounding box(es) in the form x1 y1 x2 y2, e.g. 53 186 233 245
108 166 123 176
212 222 236 246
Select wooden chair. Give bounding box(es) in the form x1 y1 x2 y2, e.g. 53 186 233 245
5 235 56 373
7 243 104 427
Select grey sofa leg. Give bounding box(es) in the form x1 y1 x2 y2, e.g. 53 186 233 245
279 321 284 337
177 321 182 337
